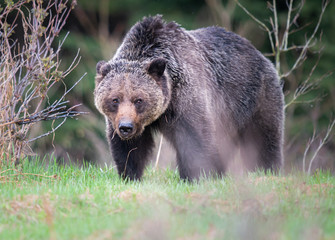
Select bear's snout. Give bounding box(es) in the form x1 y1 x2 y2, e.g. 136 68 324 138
118 120 134 139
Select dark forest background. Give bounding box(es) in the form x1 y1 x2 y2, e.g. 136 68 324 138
28 0 335 172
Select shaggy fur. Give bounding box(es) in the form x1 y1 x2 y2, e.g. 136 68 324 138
94 15 285 180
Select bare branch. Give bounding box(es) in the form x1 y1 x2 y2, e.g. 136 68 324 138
302 128 315 172
234 0 275 54
280 0 329 79
271 0 281 73
307 119 335 174
0 0 84 162
281 0 294 51
27 118 67 144
285 52 333 109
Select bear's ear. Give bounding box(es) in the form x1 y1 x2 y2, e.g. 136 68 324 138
147 58 167 79
96 61 112 84
96 61 112 77
96 61 106 74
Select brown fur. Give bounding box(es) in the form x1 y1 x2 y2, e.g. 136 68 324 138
94 16 284 180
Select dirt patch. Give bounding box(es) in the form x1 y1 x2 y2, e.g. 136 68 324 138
6 193 55 224
116 190 149 203
296 182 334 196
118 190 137 201
9 194 42 215
249 176 293 186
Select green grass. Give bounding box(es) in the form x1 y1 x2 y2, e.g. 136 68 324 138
1 159 335 240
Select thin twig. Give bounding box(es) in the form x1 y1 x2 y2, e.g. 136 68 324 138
281 0 294 51
27 118 67 143
307 119 335 174
281 0 329 79
234 0 275 53
0 169 16 175
302 129 315 172
271 0 281 73
155 134 164 170
0 173 58 179
123 147 138 178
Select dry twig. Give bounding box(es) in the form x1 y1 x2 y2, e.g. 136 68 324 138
0 0 83 162
303 119 335 174
234 0 332 171
234 0 331 107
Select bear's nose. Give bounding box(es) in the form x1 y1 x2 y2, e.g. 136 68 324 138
118 121 134 137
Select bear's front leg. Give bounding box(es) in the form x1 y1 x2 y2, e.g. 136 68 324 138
108 125 155 180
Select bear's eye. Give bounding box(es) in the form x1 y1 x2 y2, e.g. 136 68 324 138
112 98 120 104
134 99 143 105
134 98 145 113
105 98 120 113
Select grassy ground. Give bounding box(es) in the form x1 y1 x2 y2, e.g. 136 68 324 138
0 159 334 240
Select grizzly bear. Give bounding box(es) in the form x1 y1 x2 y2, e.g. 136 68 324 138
94 15 284 181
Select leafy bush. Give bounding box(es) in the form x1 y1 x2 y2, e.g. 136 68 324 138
0 0 83 163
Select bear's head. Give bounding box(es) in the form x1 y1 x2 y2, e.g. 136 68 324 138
94 58 171 140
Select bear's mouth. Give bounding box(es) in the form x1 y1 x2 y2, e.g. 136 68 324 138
116 127 142 140
118 129 134 140
116 119 136 140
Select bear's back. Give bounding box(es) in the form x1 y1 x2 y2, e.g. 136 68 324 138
188 26 276 88
188 26 264 70
188 26 281 126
